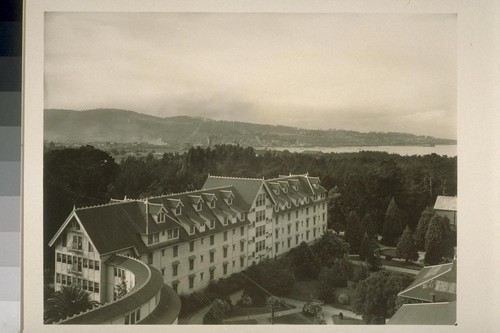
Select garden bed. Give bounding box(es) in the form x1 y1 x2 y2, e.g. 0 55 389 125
273 312 316 325
285 279 319 302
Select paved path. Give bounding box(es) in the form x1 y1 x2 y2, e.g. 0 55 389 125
349 258 420 275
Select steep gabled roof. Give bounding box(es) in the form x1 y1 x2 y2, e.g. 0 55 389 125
71 201 149 255
434 196 457 211
398 261 456 303
202 176 264 208
388 301 456 325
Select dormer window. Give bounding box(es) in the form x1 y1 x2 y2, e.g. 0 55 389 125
158 212 166 223
189 225 195 235
72 220 80 230
210 200 216 208
283 186 288 193
210 220 215 229
227 197 232 205
175 206 182 216
196 202 203 211
287 201 291 208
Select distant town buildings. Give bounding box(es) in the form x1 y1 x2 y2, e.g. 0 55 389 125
48 174 328 324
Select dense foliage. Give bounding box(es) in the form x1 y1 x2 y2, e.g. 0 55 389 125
287 241 321 280
310 231 350 267
344 211 364 254
353 270 413 324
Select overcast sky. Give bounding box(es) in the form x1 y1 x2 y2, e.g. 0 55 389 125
45 12 456 139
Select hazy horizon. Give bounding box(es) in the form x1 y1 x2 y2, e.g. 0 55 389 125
45 13 457 139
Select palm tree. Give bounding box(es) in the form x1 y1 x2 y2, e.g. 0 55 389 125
44 284 99 324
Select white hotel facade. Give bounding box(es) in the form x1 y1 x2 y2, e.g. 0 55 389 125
48 174 328 323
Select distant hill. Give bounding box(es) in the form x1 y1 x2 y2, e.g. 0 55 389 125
44 108 456 149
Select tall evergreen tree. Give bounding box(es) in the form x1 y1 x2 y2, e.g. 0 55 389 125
344 211 364 254
359 232 371 261
414 207 434 250
424 215 454 265
361 213 377 238
381 197 406 246
395 226 419 264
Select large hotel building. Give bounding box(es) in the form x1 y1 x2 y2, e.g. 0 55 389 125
48 174 328 324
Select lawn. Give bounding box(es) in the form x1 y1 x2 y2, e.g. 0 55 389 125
332 315 365 325
225 319 259 324
230 303 294 317
285 279 320 302
273 312 316 325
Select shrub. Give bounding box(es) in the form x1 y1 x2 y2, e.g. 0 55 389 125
179 291 219 318
302 302 322 317
337 293 350 305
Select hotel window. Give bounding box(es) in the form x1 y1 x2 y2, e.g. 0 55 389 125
161 249 165 256
275 243 279 253
323 213 326 221
189 258 194 270
227 197 232 205
94 283 100 293
240 257 244 267
224 231 228 241
275 228 279 238
88 259 93 270
314 205 316 213
210 269 215 280
200 272 204 280
296 235 299 245
210 235 215 245
296 211 298 218
61 275 66 285
313 229 316 237
210 200 216 208
67 255 72 265
173 245 178 257
196 201 202 211
154 233 160 243
210 252 214 263
288 238 291 248
172 283 178 293
210 220 215 229
189 225 195 235
306 220 309 228
232 259 236 267
240 242 244 252
148 234 154 245
148 253 153 265
200 255 204 262
256 210 265 222
223 263 228 275
295 222 299 232
88 242 93 252
56 253 61 262
306 208 309 214
255 240 266 252
158 212 165 223
288 225 291 235
313 216 316 225
175 205 182 215
83 258 88 268
256 193 266 207
161 268 165 276
189 276 195 289
190 241 195 252
73 235 83 250
61 233 67 247
233 229 236 235
173 264 178 277
223 247 228 258
240 227 245 236
201 237 204 245
56 273 61 283
232 244 236 251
